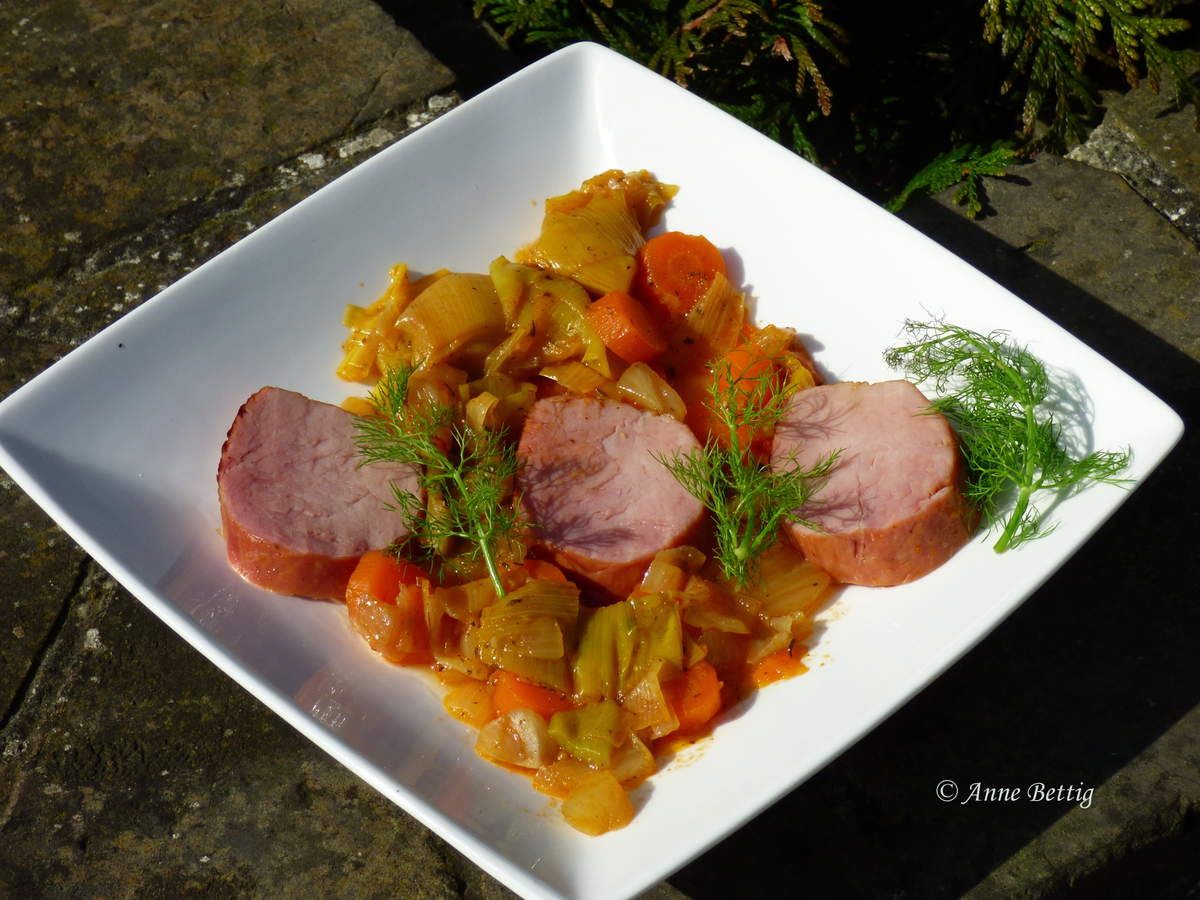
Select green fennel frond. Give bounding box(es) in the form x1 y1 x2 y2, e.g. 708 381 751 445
354 365 522 595
884 319 1131 552
656 359 838 586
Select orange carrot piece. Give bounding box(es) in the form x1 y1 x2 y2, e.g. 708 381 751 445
635 232 727 320
716 346 775 404
663 660 723 734
345 551 431 665
492 670 576 719
713 345 782 453
524 559 570 583
750 647 809 688
586 290 667 363
346 550 414 606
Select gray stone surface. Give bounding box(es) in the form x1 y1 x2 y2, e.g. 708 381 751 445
1068 70 1200 246
0 0 452 294
1 2 1198 897
907 154 1200 359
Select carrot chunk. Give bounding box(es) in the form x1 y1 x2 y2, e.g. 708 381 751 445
492 670 576 720
586 290 668 363
523 559 570 583
635 232 727 320
750 647 809 688
712 344 784 454
345 551 431 665
662 660 723 734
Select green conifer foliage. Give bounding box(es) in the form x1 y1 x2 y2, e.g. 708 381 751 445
475 0 848 161
475 0 1198 214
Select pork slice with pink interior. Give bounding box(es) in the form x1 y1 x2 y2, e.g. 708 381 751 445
517 395 706 598
218 386 421 600
771 380 976 586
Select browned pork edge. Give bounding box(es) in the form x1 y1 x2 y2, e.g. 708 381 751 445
517 395 706 598
217 387 420 600
771 380 976 586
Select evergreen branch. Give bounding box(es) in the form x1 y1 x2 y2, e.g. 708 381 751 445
983 0 1200 145
887 142 1019 218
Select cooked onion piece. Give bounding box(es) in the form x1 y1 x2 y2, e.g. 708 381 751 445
561 771 635 836
616 362 686 420
476 709 558 769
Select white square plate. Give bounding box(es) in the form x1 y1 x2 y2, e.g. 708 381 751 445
0 43 1182 899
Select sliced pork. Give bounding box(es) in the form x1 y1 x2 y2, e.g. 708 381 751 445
771 380 975 586
218 387 420 600
517 396 705 597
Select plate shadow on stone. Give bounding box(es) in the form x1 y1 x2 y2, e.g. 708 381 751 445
669 200 1199 899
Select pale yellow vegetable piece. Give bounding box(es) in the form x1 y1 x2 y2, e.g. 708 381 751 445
476 709 558 769
561 771 635 836
616 362 686 420
533 757 597 799
487 257 611 376
745 542 832 619
443 680 495 728
539 361 611 395
574 169 678 230
518 191 644 296
609 734 655 788
675 272 746 360
396 272 506 366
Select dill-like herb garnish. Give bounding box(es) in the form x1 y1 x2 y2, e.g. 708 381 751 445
884 319 1131 552
656 361 838 587
354 365 522 596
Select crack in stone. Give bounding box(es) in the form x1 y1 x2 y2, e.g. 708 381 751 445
0 557 92 735
0 557 93 832
349 48 402 131
1 96 458 307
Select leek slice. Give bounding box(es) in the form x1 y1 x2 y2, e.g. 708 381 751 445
573 603 637 702
675 272 745 359
622 662 680 739
629 593 684 674
610 734 655 786
475 579 580 662
476 615 565 660
548 701 622 768
575 169 678 230
396 273 506 366
637 546 706 595
519 191 644 296
487 258 611 376
338 262 415 382
573 593 683 702
540 361 611 395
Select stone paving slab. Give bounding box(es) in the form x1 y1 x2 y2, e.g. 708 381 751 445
0 0 451 800
0 0 451 295
1068 70 1200 246
2 4 1199 897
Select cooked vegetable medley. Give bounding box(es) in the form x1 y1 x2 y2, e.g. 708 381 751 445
214 168 1124 836
334 170 837 835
